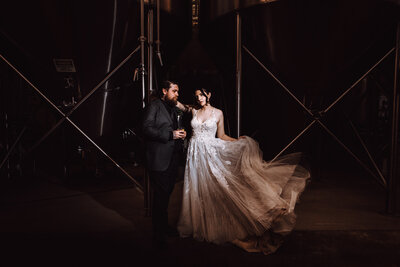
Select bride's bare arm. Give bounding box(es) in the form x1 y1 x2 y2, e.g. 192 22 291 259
176 101 192 113
216 109 237 141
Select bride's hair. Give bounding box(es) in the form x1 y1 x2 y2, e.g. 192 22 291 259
194 88 211 107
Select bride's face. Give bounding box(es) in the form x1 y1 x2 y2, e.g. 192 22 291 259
195 90 210 107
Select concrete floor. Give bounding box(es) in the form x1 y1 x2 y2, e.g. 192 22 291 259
1 166 400 266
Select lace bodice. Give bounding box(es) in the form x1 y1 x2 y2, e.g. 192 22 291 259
191 108 218 140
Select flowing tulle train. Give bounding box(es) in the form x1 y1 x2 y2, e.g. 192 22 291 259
177 109 310 254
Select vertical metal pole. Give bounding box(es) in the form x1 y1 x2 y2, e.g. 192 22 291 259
235 12 242 138
144 1 153 217
147 6 154 98
99 0 118 136
155 0 163 66
388 22 400 215
140 0 146 108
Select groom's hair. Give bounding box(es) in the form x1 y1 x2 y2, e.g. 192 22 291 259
158 80 178 97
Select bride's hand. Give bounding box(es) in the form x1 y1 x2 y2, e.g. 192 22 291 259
176 101 191 113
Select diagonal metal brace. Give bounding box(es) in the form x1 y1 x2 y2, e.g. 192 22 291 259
0 126 27 170
0 51 143 192
243 45 314 117
27 45 141 154
244 45 394 188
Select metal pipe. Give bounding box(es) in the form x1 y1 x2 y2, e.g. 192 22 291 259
140 0 146 108
27 118 65 155
244 44 394 130
1 53 69 156
347 116 387 186
147 6 154 98
67 45 140 117
0 126 26 171
100 0 118 136
0 54 66 117
243 45 314 118
388 22 400 215
66 117 143 192
235 12 242 138
243 43 392 187
25 46 140 154
317 120 385 187
0 53 143 192
270 120 316 163
145 1 154 216
155 0 162 66
324 48 395 114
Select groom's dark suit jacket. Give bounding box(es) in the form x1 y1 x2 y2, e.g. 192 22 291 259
142 98 177 172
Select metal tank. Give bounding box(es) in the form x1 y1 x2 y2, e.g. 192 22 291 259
199 0 396 161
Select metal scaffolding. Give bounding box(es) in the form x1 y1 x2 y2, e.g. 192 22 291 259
235 13 399 213
0 0 157 195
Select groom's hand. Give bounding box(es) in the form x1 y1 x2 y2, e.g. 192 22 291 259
173 130 186 140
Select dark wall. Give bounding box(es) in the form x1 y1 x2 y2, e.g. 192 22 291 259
1 0 399 178
199 0 397 170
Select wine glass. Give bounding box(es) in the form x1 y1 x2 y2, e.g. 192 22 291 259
177 114 184 131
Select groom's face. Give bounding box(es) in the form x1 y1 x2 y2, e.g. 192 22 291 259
163 84 179 105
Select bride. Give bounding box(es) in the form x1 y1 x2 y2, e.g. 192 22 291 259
175 88 310 255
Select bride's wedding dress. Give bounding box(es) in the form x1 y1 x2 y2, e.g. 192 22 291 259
177 108 310 254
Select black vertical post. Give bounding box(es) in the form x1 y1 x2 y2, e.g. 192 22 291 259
388 22 400 216
140 0 146 108
235 12 242 138
140 0 151 217
147 4 154 99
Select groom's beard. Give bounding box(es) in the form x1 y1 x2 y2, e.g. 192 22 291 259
165 96 177 106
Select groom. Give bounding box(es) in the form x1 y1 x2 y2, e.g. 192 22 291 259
142 80 186 248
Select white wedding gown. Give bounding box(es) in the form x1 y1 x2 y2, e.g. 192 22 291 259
177 108 310 254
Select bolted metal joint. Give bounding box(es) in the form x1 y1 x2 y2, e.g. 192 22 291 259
311 110 325 121
138 36 147 42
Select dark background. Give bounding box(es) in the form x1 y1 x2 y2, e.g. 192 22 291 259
0 0 399 184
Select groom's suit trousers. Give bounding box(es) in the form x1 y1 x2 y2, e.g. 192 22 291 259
149 151 180 236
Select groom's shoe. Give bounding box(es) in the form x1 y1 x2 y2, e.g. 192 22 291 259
165 225 179 237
